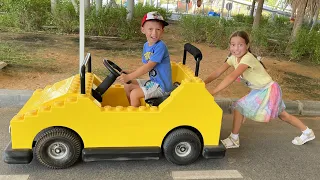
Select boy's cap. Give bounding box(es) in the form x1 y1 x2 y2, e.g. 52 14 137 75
141 11 169 27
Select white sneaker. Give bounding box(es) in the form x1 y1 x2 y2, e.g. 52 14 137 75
292 129 315 145
221 135 240 149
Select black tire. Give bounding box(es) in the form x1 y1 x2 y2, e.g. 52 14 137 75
35 128 82 169
163 129 201 165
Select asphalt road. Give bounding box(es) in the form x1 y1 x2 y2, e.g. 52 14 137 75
0 108 319 180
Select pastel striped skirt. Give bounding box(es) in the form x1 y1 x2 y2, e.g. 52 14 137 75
233 82 286 122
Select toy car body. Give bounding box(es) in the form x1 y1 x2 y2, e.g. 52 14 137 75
4 44 225 169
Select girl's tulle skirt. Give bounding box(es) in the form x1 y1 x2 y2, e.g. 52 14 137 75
233 82 286 122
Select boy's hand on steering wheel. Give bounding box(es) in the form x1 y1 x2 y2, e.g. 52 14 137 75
121 70 129 74
117 73 131 84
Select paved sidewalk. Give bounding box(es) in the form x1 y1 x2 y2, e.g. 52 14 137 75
1 89 319 116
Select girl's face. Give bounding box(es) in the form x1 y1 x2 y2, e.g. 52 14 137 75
141 21 164 46
229 36 249 59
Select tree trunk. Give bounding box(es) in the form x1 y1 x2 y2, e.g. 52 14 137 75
191 0 197 13
107 0 118 8
311 7 320 31
51 0 58 14
220 0 225 18
96 0 102 14
70 0 78 13
85 0 90 12
290 0 299 20
126 0 134 21
154 0 159 7
291 0 308 41
274 0 279 9
252 0 264 29
290 7 296 20
250 0 256 17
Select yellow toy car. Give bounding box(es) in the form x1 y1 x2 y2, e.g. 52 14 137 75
4 43 225 169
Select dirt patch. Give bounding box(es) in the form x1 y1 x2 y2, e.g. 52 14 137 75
0 24 319 101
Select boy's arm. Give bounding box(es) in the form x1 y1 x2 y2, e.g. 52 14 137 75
121 70 133 74
129 60 157 79
117 61 157 83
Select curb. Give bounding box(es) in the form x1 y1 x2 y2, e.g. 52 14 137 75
1 89 319 116
215 98 320 116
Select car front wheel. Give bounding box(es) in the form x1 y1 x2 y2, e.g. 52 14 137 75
163 129 201 165
35 128 82 169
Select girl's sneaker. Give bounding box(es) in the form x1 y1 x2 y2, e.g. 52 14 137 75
221 134 240 149
292 129 315 145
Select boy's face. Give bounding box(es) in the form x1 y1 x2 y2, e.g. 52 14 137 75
141 21 164 46
229 36 249 59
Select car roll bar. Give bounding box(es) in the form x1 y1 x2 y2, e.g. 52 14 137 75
182 43 203 77
80 53 92 94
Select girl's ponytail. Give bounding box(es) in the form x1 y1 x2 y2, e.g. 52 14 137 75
224 53 232 62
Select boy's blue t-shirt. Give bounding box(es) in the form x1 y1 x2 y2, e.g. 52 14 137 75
142 40 173 92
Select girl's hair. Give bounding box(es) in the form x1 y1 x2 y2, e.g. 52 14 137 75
226 31 266 69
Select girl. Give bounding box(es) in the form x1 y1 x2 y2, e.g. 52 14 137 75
204 31 315 149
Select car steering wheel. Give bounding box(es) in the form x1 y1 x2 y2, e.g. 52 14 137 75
92 60 122 101
93 59 131 102
103 59 132 83
103 59 122 77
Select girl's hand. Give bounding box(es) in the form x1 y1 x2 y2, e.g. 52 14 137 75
210 89 217 96
206 87 217 96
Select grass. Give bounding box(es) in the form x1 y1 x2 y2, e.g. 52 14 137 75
0 42 38 65
0 40 56 72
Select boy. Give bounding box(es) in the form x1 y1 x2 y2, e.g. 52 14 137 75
117 11 173 107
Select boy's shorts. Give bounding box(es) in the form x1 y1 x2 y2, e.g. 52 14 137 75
137 79 169 100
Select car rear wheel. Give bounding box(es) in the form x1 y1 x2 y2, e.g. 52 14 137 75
35 128 82 169
163 129 201 165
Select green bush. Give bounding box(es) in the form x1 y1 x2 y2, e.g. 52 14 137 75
232 14 253 24
0 0 19 28
291 28 312 60
273 15 290 27
207 18 251 48
1 0 51 31
134 3 171 20
179 15 252 48
177 14 298 58
52 1 78 33
205 17 226 46
85 4 171 39
1 1 171 39
178 15 209 42
250 27 269 54
86 6 127 36
254 18 292 56
291 28 320 64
